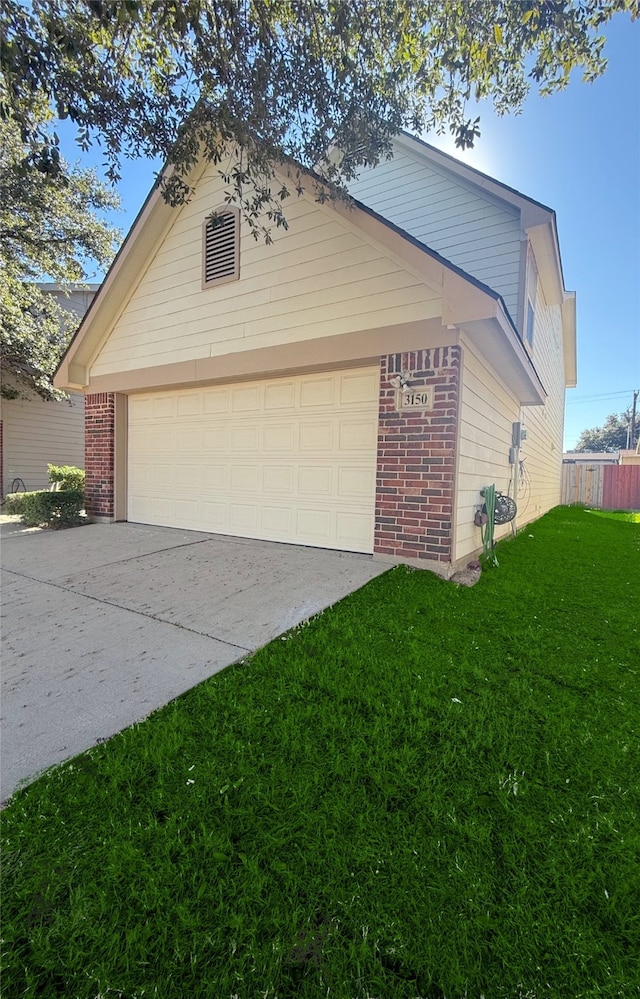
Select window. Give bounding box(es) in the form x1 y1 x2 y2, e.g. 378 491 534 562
202 208 240 288
525 247 538 348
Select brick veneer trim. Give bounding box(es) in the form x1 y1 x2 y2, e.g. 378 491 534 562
374 347 460 562
85 393 116 519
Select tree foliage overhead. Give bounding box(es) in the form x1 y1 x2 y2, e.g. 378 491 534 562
574 407 639 452
1 0 636 238
0 112 120 399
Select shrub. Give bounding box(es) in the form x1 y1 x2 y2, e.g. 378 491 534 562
3 492 26 515
48 464 85 492
4 490 85 528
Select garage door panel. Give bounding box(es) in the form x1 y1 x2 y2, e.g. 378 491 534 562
338 466 375 497
232 386 262 412
231 505 258 532
231 465 259 492
203 427 228 451
300 377 335 408
340 421 377 449
299 466 332 496
261 506 293 534
176 393 200 417
175 427 199 452
152 396 175 419
202 465 229 490
175 498 199 524
203 389 229 414
177 465 200 490
264 424 295 451
128 366 378 552
297 508 331 539
200 500 227 531
265 382 296 410
340 370 379 403
263 466 294 493
336 511 372 546
129 396 152 421
299 422 333 450
150 497 173 522
230 425 260 450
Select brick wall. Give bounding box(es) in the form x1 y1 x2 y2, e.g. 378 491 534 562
375 347 461 563
85 393 115 519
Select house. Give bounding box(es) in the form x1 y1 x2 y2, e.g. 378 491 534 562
1 284 99 497
54 135 576 571
562 452 619 465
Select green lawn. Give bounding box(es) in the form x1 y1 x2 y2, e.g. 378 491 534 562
3 507 639 999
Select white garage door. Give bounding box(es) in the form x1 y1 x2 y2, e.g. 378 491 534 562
127 367 379 553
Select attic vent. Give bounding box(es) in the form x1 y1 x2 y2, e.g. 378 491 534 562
203 208 240 287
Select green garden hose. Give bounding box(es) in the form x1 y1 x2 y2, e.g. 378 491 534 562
480 484 499 566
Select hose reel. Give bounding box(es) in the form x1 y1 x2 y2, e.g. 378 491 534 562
493 492 517 525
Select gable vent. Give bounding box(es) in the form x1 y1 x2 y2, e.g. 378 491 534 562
203 208 240 287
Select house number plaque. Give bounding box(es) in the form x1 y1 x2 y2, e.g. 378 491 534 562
397 386 434 411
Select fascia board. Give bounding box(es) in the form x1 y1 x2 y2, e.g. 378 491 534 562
562 292 577 388
458 304 547 407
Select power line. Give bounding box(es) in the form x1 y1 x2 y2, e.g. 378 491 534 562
566 389 638 405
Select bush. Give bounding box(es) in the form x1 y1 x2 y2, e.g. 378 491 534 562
4 490 85 528
48 464 85 492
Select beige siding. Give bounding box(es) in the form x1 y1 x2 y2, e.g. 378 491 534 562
455 336 519 561
348 145 522 323
2 393 84 494
519 286 565 518
455 286 566 561
90 173 442 378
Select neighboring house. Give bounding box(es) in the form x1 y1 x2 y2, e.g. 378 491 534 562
54 136 576 571
1 285 99 497
562 452 619 465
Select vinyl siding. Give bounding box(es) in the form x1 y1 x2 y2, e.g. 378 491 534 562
455 287 566 562
348 145 522 325
90 172 442 378
455 336 519 562
2 393 85 495
47 288 98 321
517 286 566 519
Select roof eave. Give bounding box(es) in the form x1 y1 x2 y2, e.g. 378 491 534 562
562 291 577 389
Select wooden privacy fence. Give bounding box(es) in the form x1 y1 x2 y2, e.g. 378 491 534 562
562 462 640 510
602 464 640 510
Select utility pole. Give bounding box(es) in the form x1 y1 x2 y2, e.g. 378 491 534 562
630 389 638 451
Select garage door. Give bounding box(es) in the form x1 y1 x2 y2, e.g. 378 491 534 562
127 367 379 553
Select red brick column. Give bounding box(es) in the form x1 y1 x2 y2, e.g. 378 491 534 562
375 346 461 564
85 393 116 519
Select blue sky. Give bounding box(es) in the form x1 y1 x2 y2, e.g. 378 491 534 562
71 12 639 450
426 12 640 450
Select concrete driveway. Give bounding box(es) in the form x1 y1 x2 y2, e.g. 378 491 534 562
1 520 387 803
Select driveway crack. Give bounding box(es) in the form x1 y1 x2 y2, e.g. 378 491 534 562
1 567 252 653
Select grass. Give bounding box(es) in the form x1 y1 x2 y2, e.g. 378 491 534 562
2 506 639 999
